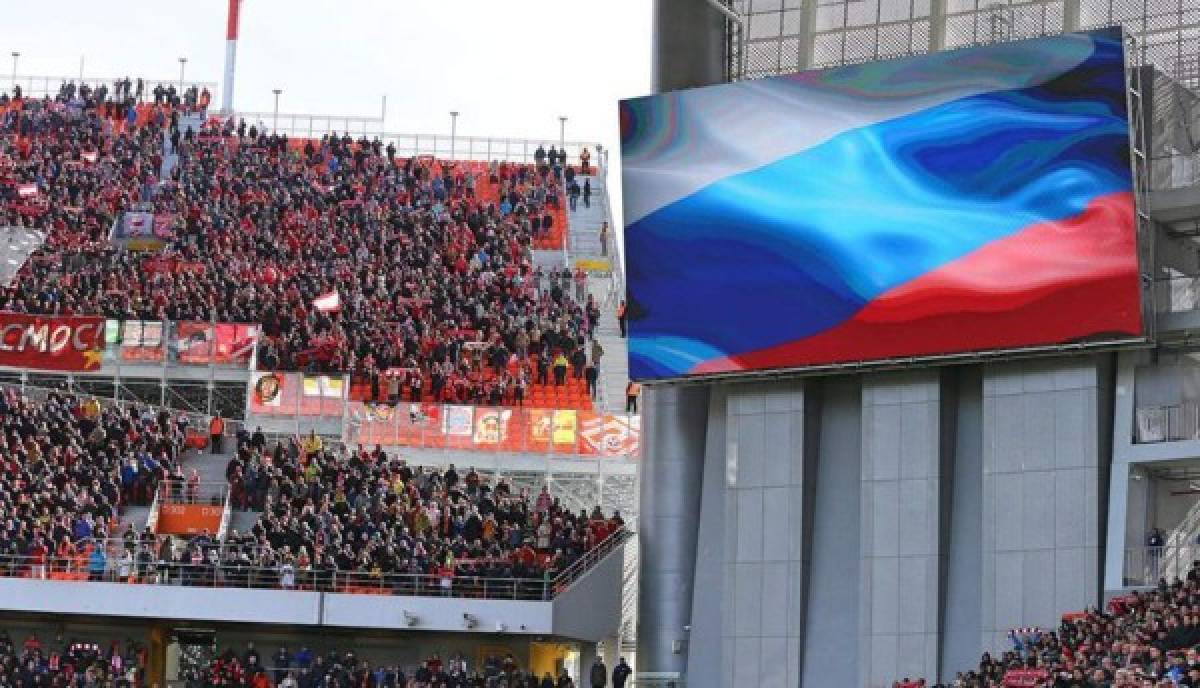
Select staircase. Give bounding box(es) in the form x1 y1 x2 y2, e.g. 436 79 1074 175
567 173 614 266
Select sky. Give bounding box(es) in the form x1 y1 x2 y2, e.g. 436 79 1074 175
1 0 654 226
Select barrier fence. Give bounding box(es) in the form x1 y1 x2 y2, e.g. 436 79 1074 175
1134 402 1200 443
1125 545 1200 586
6 74 218 100
0 528 630 602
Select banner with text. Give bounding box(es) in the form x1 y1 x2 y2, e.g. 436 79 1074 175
0 313 105 371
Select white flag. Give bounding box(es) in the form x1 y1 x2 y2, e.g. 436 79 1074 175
312 290 340 313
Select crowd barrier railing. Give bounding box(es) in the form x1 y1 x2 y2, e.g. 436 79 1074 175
6 75 218 100
0 527 630 601
1124 545 1200 586
1134 402 1200 443
1151 152 1200 191
224 112 598 166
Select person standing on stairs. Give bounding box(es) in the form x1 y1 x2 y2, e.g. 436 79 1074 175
209 413 226 453
617 299 627 337
583 178 592 208
599 222 609 256
626 381 640 414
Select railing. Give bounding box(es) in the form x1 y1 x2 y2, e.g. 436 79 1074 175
1134 402 1200 443
1155 276 1200 314
5 75 217 100
551 527 632 593
225 111 599 165
0 550 552 600
155 480 230 507
0 528 630 601
1124 545 1200 586
1151 153 1200 191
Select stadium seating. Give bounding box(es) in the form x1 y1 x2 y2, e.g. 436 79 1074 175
0 630 146 686
899 561 1200 687
0 83 600 414
0 387 189 575
210 433 625 595
0 387 623 598
185 643 562 687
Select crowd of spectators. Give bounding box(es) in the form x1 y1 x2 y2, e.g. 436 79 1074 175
1 81 606 411
0 630 146 686
0 387 190 581
181 642 633 688
143 434 627 595
901 560 1200 687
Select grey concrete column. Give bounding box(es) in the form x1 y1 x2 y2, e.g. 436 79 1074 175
707 381 808 688
929 0 947 52
860 371 944 685
941 367 984 679
802 377 863 686
980 357 1110 651
653 0 729 92
637 384 710 676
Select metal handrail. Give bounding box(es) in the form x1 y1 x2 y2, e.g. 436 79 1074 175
1124 545 1200 586
6 74 218 97
0 550 554 600
551 526 631 591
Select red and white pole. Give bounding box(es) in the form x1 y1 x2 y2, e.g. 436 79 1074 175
221 0 241 113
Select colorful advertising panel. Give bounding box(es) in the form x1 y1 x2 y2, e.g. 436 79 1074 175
620 28 1143 381
0 313 105 371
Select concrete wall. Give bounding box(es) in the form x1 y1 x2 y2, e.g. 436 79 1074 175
723 382 808 688
859 371 943 685
980 358 1108 650
802 378 863 686
636 355 1117 686
0 574 627 641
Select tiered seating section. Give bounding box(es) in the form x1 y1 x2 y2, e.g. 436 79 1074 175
1 84 600 413
0 387 623 596
218 434 624 594
0 630 146 686
900 561 1200 686
0 387 189 581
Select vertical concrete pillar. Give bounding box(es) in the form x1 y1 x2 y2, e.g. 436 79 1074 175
860 371 944 685
980 357 1110 650
637 384 709 676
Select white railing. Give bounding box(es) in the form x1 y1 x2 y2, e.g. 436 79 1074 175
1134 402 1200 443
1125 545 1200 586
5 74 217 99
227 110 599 165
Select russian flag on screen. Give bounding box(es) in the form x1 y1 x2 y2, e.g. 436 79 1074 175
620 27 1142 381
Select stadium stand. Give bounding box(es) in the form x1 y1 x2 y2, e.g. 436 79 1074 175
182 642 587 687
896 561 1200 687
0 83 602 414
0 387 189 573
0 386 624 598
0 629 147 686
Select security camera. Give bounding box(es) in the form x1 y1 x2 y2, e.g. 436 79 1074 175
462 613 478 629
402 611 418 627
519 624 527 631
683 625 691 633
496 622 507 632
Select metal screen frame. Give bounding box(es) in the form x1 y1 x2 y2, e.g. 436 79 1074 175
723 0 1199 89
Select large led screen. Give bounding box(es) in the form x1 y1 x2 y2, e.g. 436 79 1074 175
620 28 1143 381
